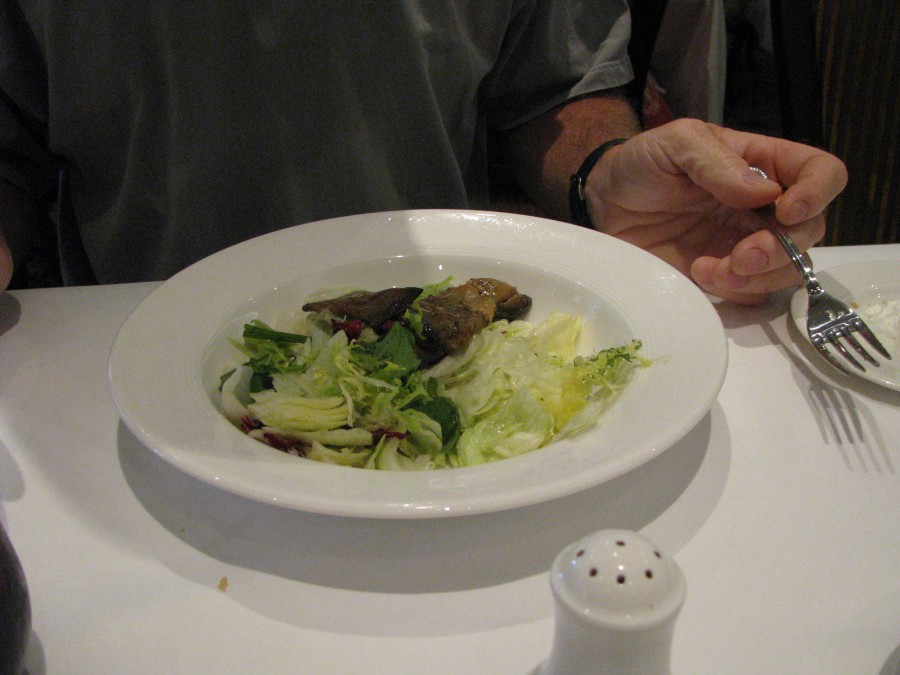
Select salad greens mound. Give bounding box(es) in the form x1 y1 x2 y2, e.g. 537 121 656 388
219 283 647 470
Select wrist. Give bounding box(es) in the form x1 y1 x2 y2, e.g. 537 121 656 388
568 138 628 229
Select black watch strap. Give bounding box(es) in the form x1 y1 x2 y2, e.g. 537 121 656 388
568 138 628 228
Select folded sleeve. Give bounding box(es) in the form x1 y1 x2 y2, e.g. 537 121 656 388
0 2 56 199
482 0 634 130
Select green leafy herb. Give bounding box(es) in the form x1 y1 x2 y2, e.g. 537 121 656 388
234 320 309 393
352 322 420 382
405 392 461 455
404 276 453 340
242 322 308 343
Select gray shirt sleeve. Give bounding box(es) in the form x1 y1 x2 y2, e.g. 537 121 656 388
482 0 634 130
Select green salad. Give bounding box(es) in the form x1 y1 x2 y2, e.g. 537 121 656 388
219 278 646 470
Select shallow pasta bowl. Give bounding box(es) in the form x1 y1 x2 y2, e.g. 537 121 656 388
108 210 727 518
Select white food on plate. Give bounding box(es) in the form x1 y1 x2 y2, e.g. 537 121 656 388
859 298 899 355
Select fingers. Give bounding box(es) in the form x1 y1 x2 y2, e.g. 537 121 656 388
641 119 784 210
749 137 848 225
691 253 800 305
692 207 826 303
691 215 825 304
644 120 847 220
729 212 826 276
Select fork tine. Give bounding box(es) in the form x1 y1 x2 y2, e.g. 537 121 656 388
825 333 866 372
815 342 853 376
855 324 893 360
839 327 880 366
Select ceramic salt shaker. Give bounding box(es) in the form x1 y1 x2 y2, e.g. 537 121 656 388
538 529 685 675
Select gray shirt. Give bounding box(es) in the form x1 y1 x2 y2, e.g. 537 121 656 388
1 1 632 283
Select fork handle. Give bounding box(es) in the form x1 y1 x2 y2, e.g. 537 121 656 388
755 204 822 295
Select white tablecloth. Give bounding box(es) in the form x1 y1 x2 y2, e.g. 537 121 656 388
1 244 898 674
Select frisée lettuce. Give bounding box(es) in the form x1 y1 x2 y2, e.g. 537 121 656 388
219 285 647 470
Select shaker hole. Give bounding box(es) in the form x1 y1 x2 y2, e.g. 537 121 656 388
616 574 626 584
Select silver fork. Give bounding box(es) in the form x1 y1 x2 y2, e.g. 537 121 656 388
752 194 893 375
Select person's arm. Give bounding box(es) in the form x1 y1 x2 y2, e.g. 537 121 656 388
499 92 642 222
0 182 34 291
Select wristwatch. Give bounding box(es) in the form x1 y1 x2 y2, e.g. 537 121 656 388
568 138 628 228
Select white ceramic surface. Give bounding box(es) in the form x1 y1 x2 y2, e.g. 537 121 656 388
108 209 727 518
790 261 900 391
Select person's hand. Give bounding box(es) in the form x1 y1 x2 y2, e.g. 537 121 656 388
585 119 848 304
1 182 30 292
0 234 13 292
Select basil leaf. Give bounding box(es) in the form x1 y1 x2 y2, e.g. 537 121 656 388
406 395 460 454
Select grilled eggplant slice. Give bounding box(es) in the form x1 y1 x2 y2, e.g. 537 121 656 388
302 287 422 328
302 278 531 359
419 278 531 354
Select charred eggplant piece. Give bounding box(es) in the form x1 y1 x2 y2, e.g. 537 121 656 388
468 278 532 320
303 279 530 360
419 278 531 354
302 287 422 327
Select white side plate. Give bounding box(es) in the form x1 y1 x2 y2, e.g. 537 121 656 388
791 261 900 391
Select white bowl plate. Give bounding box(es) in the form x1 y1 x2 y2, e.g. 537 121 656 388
109 210 727 518
790 261 900 391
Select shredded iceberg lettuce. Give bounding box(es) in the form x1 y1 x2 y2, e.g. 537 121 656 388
220 307 647 471
421 311 645 465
